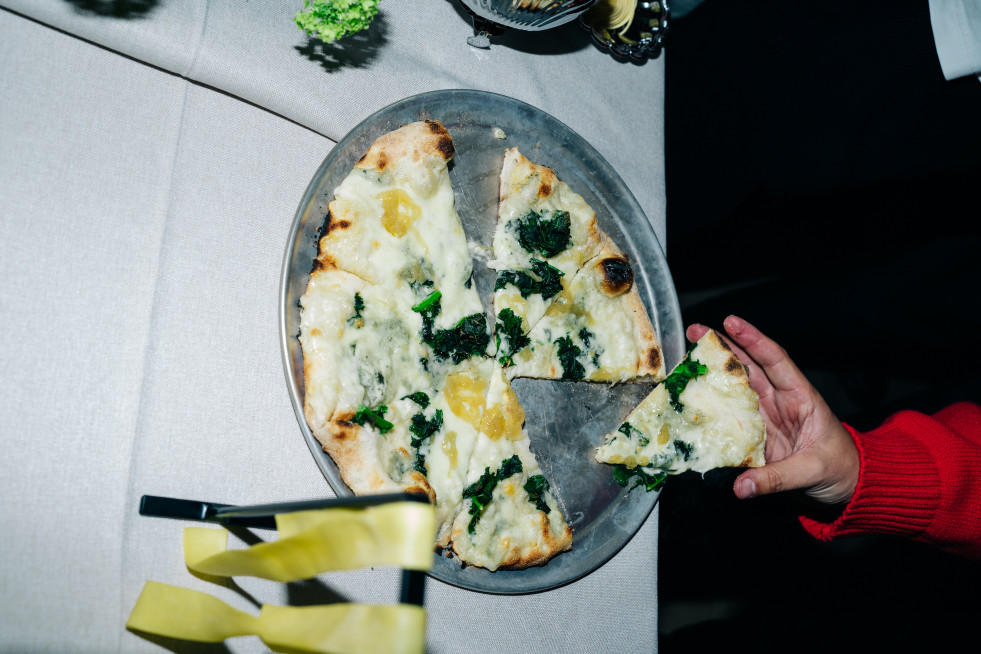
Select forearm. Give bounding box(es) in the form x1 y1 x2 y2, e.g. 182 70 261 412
800 402 981 559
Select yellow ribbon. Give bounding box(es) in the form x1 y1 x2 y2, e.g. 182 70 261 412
126 581 427 654
126 501 434 652
184 501 435 582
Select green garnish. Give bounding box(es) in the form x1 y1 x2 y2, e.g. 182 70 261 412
409 409 443 473
401 392 430 409
515 209 572 258
555 335 585 381
663 354 708 412
463 455 523 533
347 292 365 326
523 474 551 513
578 327 593 348
673 439 693 462
411 290 442 313
494 259 564 300
415 289 490 364
351 404 393 433
294 0 379 44
612 464 667 493
495 308 531 367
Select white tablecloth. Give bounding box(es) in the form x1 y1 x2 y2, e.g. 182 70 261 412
0 2 666 652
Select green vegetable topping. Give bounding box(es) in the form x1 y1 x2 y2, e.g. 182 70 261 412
494 259 564 300
401 392 430 409
351 404 393 433
663 354 708 412
523 475 551 513
555 335 585 381
409 409 443 473
415 289 490 364
495 308 531 367
294 0 379 44
673 439 693 462
463 455 523 533
411 290 442 313
618 422 642 438
347 292 365 326
578 327 593 348
515 209 572 258
612 464 667 493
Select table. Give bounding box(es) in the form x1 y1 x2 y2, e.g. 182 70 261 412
0 2 667 651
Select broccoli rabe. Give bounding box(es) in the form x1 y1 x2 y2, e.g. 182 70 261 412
523 474 551 513
663 353 708 412
554 334 585 381
494 259 564 300
515 209 572 258
409 409 443 473
495 308 531 367
351 404 393 433
612 464 667 493
463 455 523 533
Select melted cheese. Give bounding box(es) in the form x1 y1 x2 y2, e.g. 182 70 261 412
595 332 766 474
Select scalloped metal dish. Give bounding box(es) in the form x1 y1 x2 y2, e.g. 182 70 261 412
280 89 684 594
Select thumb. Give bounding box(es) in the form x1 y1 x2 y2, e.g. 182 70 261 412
733 455 819 499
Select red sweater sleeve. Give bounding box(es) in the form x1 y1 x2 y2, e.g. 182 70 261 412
800 401 981 559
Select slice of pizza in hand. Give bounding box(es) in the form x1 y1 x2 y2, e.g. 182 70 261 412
449 366 573 571
595 329 766 489
489 148 605 343
499 233 665 383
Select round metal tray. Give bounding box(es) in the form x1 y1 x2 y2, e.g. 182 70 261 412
279 89 683 594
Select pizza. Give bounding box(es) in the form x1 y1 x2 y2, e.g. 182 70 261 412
299 121 571 570
489 148 664 383
594 329 766 489
298 121 755 572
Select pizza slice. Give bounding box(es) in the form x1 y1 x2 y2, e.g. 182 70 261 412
316 120 485 333
499 233 665 382
489 148 604 342
298 265 435 498
449 365 573 571
595 329 766 487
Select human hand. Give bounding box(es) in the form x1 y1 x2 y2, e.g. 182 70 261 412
687 315 859 504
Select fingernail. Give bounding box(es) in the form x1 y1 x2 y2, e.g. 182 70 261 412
736 477 757 499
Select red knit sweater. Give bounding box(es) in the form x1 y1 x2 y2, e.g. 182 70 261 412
800 401 981 559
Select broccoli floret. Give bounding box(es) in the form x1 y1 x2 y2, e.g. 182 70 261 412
294 0 379 43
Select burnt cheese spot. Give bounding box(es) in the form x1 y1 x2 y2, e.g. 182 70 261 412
598 257 634 295
436 134 455 160
537 182 552 198
424 120 443 133
374 152 389 171
646 347 662 373
725 356 746 376
332 420 359 441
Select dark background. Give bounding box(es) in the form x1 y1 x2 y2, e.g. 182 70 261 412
655 0 981 649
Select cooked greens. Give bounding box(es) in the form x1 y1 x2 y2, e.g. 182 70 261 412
663 354 708 412
415 289 490 364
409 409 443 473
347 292 365 327
612 464 667 493
495 308 531 367
401 391 431 409
351 404 393 433
523 474 551 513
554 334 585 381
515 209 572 258
463 455 523 533
494 259 564 300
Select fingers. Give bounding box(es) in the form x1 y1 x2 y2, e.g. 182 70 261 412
722 315 808 393
733 456 816 499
